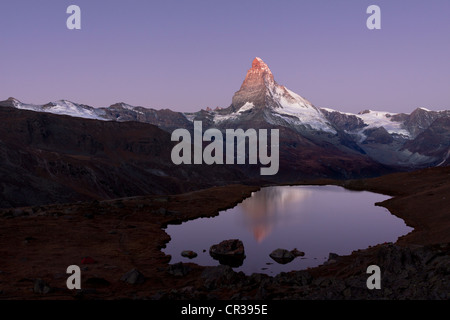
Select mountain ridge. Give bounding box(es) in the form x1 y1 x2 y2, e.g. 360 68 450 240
2 57 449 169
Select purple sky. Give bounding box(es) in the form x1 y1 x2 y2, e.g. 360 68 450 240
1 0 449 113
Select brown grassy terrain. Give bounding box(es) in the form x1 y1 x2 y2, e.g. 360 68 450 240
0 167 449 299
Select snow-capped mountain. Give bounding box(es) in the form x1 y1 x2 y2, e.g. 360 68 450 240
0 98 192 133
1 57 449 169
210 57 336 134
6 98 107 120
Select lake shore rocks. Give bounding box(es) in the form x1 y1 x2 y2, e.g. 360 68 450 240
157 242 450 300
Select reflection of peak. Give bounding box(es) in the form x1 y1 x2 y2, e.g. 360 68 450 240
240 187 313 242
252 225 273 243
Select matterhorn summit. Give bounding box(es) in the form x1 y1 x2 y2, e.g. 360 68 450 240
231 57 276 109
219 57 336 133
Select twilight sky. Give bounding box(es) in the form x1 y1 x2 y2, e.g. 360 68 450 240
1 0 449 113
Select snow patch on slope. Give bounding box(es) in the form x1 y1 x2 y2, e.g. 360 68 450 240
437 148 450 167
238 102 255 113
213 102 256 123
322 107 412 138
270 86 336 134
15 100 108 121
356 110 411 137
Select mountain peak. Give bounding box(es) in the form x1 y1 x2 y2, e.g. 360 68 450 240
252 57 272 75
226 57 336 133
231 57 275 109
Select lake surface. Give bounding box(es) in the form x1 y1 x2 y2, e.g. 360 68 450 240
162 185 413 275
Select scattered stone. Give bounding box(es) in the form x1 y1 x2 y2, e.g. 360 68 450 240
209 239 245 267
167 262 190 277
231 293 241 300
181 250 198 259
269 249 295 264
33 279 52 294
120 269 145 284
201 265 243 289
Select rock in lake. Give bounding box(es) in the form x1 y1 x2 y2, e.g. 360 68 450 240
269 248 295 264
291 248 305 257
209 239 245 267
181 250 198 259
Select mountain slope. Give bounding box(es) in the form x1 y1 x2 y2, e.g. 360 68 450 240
0 107 246 208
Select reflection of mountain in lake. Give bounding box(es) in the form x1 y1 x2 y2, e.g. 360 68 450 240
163 185 412 275
239 187 312 242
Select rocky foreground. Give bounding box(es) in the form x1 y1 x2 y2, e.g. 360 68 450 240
159 242 450 300
0 167 449 300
